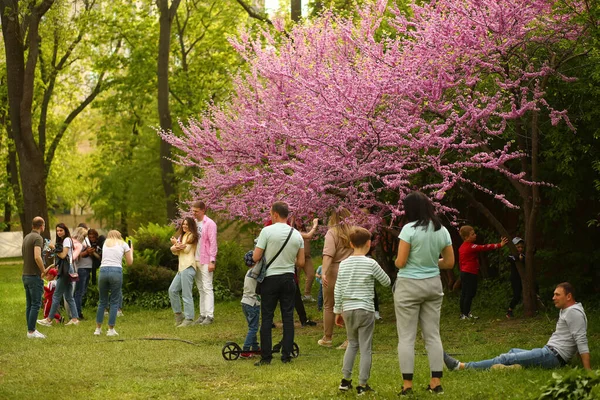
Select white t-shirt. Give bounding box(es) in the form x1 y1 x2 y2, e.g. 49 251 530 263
63 237 73 264
100 241 131 268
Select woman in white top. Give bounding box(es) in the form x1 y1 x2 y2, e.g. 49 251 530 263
169 217 199 327
37 223 80 327
72 227 93 319
94 230 133 336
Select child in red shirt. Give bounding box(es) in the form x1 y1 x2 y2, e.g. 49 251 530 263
458 226 507 319
43 267 62 323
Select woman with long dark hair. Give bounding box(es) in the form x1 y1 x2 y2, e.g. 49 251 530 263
37 223 80 327
169 217 199 327
394 192 455 395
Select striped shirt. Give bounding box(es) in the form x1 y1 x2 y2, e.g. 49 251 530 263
334 255 391 314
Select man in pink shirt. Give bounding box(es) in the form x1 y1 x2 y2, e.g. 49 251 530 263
192 201 218 325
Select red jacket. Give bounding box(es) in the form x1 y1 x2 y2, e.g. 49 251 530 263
459 242 502 275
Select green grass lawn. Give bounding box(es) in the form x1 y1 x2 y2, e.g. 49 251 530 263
0 262 597 399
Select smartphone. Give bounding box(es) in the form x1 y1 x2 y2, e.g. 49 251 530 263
128 239 132 247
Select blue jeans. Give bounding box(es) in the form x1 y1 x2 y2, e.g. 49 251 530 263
242 303 260 351
48 275 78 321
260 273 296 362
23 275 44 332
169 267 196 320
96 267 123 327
465 346 562 370
74 268 91 318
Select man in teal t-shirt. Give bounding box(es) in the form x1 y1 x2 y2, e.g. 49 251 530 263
252 201 304 366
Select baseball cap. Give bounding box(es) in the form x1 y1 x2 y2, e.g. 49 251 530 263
512 237 524 245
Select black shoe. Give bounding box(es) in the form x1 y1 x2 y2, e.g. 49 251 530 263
302 319 317 327
281 358 292 364
356 384 373 395
399 387 413 396
339 378 352 391
426 385 444 394
254 359 271 367
443 352 460 371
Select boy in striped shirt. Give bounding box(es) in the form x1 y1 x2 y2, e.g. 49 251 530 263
334 227 391 395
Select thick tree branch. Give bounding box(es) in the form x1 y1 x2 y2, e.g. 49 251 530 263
44 73 106 175
234 0 273 25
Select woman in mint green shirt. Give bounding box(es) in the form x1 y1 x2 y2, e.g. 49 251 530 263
393 192 455 396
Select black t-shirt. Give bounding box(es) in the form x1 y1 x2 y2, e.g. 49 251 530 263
90 235 106 269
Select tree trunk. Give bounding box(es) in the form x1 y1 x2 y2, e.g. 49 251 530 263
157 0 181 222
1 0 55 238
291 0 301 22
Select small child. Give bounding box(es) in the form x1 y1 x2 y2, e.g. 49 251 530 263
43 267 62 323
241 251 261 358
334 227 391 395
315 265 323 312
506 237 525 318
458 226 508 319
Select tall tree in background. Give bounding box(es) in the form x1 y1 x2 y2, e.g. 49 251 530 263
157 0 182 221
1 0 119 235
0 0 55 235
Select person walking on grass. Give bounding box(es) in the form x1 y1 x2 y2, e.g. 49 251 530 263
23 217 51 338
252 201 304 366
444 282 590 371
335 227 391 395
394 192 455 396
191 201 218 325
94 230 133 337
37 223 80 327
458 225 508 320
169 217 199 328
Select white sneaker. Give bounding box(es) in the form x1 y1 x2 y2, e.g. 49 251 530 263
36 318 52 327
106 328 119 337
302 295 315 302
65 319 79 326
176 319 194 328
374 311 382 320
94 328 102 336
27 330 46 339
116 310 124 317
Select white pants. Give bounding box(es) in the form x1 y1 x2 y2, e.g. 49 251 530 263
195 263 214 318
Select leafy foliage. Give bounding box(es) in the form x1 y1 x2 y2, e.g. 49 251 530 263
538 369 600 400
125 260 176 293
132 223 178 270
213 240 248 297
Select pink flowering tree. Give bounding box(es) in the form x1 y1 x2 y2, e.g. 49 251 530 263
161 0 584 315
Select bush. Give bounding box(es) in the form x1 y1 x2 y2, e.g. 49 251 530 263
132 223 178 270
214 240 248 297
125 260 176 293
123 290 172 309
538 369 600 400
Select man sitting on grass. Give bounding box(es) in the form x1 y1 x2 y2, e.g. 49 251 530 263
444 282 590 371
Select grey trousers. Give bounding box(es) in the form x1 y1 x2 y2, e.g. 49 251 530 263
393 276 444 379
342 309 375 385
